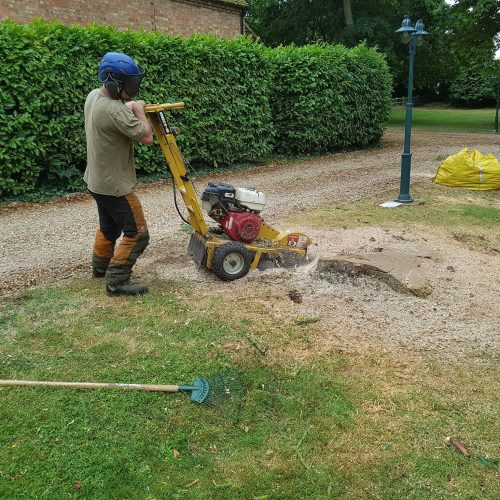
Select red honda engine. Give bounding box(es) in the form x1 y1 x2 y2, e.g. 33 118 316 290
201 182 267 243
219 212 263 243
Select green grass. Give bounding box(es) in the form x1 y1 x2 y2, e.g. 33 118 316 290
1 273 499 498
0 282 354 499
389 105 498 133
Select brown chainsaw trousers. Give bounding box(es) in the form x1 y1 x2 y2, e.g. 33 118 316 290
90 191 150 286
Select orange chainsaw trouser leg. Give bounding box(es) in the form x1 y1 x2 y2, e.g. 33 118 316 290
90 191 150 285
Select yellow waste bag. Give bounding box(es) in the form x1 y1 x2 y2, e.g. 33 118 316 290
434 148 500 190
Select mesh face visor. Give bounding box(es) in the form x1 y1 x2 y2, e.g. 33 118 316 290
121 66 145 98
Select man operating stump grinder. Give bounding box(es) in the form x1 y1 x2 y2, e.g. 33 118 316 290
84 52 154 296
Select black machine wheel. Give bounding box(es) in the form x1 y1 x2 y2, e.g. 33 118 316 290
212 242 253 281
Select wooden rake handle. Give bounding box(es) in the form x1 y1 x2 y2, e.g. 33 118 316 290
0 380 181 393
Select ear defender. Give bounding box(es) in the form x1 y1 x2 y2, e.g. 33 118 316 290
104 79 121 99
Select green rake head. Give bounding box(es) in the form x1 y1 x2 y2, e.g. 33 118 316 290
179 372 242 407
188 378 210 404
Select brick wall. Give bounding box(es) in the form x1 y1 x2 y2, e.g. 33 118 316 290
0 0 244 38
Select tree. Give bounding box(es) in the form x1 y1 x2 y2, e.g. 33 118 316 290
445 0 499 104
450 60 500 105
246 0 499 103
448 0 500 61
343 0 353 26
246 0 346 46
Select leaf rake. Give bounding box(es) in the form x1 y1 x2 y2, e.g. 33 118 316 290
0 372 242 408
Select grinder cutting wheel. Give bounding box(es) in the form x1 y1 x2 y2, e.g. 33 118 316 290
145 102 312 281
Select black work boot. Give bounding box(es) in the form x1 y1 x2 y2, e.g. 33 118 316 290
106 280 149 297
93 268 107 278
92 254 111 278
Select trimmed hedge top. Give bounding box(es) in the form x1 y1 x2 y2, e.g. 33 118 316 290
0 20 391 198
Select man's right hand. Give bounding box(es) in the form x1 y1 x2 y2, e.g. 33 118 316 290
126 100 153 145
126 101 146 114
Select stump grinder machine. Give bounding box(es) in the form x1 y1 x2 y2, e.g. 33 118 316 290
145 102 312 281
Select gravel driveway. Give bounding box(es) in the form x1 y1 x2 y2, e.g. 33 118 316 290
1 128 499 358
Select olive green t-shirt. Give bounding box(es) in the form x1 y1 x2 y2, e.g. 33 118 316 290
83 88 146 196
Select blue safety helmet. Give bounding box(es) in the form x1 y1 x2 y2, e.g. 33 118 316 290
98 52 145 99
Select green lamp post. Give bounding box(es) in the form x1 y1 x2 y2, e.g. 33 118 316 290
395 16 429 203
492 76 499 133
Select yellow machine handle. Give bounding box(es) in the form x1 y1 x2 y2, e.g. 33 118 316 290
145 102 185 113
145 102 209 237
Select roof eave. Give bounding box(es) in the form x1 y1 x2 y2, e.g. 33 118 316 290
213 0 248 10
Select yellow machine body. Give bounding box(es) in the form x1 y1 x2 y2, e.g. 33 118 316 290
145 102 311 277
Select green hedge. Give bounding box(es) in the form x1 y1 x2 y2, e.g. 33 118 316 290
0 21 274 197
0 20 392 198
268 43 392 154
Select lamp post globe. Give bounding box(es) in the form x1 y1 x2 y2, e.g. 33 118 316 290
395 16 429 203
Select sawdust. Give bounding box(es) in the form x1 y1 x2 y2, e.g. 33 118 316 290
1 128 499 360
148 222 499 361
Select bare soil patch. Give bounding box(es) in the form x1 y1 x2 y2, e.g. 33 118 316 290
148 222 499 361
1 128 499 360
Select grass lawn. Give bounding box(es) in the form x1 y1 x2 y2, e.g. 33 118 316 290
389 105 498 133
1 184 499 499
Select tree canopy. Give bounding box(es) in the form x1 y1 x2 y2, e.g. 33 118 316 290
246 0 500 103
